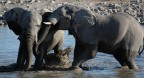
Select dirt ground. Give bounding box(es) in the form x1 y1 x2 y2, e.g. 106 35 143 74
0 0 131 15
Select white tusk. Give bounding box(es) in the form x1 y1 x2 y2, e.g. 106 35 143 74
0 15 4 20
43 22 52 25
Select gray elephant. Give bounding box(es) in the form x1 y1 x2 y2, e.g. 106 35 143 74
44 5 144 70
3 7 64 70
3 7 54 70
3 7 43 70
33 12 64 69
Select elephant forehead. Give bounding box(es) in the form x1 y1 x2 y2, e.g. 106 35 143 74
33 13 42 23
21 12 42 29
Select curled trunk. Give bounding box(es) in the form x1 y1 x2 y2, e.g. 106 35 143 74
34 12 53 55
34 25 51 55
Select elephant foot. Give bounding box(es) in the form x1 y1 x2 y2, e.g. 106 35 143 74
33 65 41 70
120 66 129 69
69 66 83 73
14 64 24 71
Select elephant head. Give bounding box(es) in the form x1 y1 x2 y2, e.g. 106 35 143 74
44 5 78 30
44 5 96 44
45 5 95 28
3 7 51 70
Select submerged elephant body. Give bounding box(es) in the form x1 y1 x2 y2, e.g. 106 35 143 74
46 5 144 70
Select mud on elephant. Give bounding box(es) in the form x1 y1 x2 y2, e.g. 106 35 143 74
44 5 144 70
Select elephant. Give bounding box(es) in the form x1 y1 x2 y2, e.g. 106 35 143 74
33 12 65 69
44 5 144 70
3 7 50 70
3 7 64 70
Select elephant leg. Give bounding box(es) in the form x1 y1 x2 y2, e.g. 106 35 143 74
119 47 138 70
34 54 44 69
125 58 138 69
33 44 38 58
72 42 97 68
54 37 64 54
16 43 26 69
113 49 126 67
34 43 46 69
124 50 138 69
24 51 33 70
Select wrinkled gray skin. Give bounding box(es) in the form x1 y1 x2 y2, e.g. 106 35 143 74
34 12 64 69
3 7 51 70
47 5 144 70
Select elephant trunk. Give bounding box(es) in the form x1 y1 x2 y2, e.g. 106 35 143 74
25 37 34 70
34 24 51 55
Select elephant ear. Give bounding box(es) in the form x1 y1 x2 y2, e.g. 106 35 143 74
73 13 95 27
72 12 95 33
71 12 97 44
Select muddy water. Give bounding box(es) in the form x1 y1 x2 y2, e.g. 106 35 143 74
0 26 144 78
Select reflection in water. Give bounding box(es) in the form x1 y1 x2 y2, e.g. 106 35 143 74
116 69 136 78
0 26 144 78
0 26 19 65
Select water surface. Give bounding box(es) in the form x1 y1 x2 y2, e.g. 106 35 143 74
0 26 144 78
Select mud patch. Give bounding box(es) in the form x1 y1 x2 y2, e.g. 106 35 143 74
0 47 72 72
44 46 72 69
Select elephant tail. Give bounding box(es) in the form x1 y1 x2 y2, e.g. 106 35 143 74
138 39 144 57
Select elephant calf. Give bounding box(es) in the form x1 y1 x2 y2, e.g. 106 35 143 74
33 12 65 69
44 5 144 70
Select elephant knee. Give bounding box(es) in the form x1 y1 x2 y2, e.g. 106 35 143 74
85 50 97 60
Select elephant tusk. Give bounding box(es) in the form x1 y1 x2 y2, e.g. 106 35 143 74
0 15 4 20
43 22 52 25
